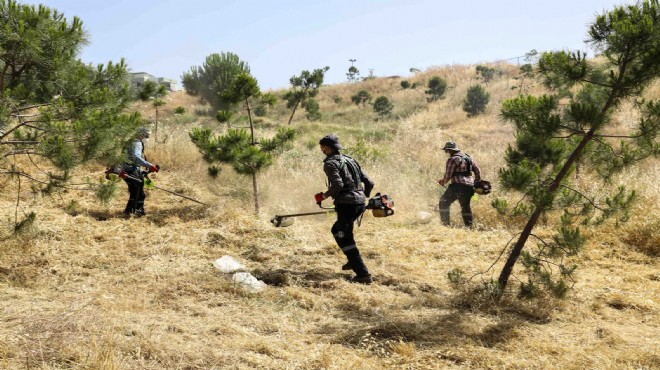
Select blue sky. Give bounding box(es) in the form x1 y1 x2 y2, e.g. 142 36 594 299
38 0 626 90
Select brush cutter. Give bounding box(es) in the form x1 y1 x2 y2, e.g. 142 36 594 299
270 209 336 227
105 167 207 205
270 193 394 228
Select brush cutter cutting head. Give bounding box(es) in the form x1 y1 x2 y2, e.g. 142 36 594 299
270 216 295 227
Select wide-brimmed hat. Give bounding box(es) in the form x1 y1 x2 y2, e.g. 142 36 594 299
137 126 151 138
442 141 459 151
319 134 343 150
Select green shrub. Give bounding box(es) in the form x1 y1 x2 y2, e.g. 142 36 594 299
400 80 410 89
304 99 321 121
476 65 496 83
351 90 372 106
463 84 490 116
173 106 186 114
425 76 447 102
254 106 267 117
216 110 234 123
373 96 393 118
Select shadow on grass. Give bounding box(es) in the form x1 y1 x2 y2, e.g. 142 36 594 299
253 268 348 288
66 205 210 223
330 285 557 359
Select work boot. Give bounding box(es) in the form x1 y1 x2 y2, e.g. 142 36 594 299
342 261 352 270
351 274 373 285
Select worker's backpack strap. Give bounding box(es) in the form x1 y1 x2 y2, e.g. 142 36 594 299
339 155 362 191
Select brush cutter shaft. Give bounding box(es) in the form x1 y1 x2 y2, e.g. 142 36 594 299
124 174 207 205
277 210 335 218
270 209 336 227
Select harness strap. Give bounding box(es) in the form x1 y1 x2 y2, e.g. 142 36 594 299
453 154 473 176
339 155 361 191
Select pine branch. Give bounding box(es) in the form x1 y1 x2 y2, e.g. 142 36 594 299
560 184 606 211
3 150 40 158
0 170 93 191
0 141 40 145
15 103 52 111
0 122 29 140
578 78 613 88
596 120 660 138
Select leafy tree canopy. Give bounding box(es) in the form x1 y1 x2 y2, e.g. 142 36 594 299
181 52 250 111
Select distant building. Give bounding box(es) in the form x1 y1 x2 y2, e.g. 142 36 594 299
130 72 178 91
157 77 177 92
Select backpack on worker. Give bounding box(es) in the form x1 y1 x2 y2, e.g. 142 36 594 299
339 155 362 191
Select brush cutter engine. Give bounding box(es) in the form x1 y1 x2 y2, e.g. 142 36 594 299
474 180 492 195
366 193 394 217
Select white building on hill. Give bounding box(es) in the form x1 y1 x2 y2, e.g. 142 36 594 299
130 72 178 91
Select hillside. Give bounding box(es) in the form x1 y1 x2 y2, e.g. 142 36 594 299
0 64 658 369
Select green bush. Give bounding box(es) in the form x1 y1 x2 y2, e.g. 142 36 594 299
173 106 186 114
304 99 321 121
476 65 496 83
463 84 490 117
425 76 447 102
400 80 411 89
351 90 372 106
254 106 267 117
216 110 234 123
373 96 393 118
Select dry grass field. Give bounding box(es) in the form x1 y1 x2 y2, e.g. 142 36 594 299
0 64 658 369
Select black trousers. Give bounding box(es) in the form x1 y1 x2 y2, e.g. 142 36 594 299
332 203 369 276
439 183 474 227
124 176 146 215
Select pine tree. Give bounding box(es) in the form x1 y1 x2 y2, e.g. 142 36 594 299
476 65 496 84
494 0 660 297
181 52 249 113
373 96 394 118
463 85 490 116
425 76 447 102
189 73 294 213
283 66 329 124
0 1 141 229
351 90 372 107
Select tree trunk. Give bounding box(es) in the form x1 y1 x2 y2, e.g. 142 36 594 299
252 172 259 214
0 63 9 97
245 99 255 144
155 106 159 140
287 101 300 125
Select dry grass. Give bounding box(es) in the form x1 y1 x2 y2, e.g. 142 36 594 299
0 64 658 369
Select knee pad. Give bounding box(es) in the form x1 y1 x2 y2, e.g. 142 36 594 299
331 222 350 240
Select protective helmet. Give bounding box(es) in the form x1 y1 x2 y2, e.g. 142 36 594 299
442 141 459 151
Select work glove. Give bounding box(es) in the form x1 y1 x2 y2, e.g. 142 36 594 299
314 192 325 204
148 165 159 173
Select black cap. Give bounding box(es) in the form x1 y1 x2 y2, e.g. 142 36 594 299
319 134 343 150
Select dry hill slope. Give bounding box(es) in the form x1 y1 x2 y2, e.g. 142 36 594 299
0 64 658 369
